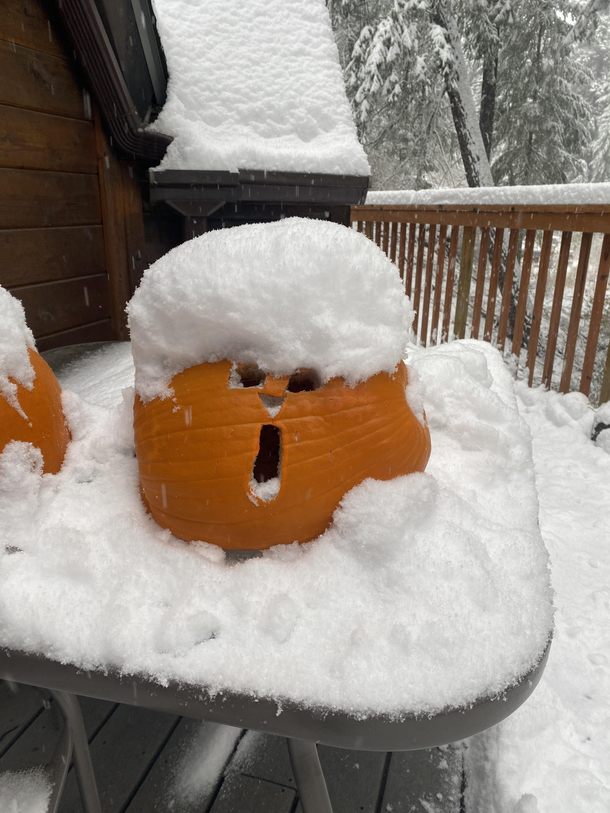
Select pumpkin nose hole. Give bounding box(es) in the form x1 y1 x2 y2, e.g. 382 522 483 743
287 369 321 393
249 425 282 503
258 393 285 418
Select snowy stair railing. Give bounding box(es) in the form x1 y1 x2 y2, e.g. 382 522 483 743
352 204 610 406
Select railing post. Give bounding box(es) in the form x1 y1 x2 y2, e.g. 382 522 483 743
454 226 476 340
601 341 610 406
350 203 610 401
542 231 572 389
581 233 610 397
561 232 593 392
527 230 553 386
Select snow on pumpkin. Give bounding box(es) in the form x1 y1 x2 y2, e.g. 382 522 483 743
128 219 430 549
0 285 69 474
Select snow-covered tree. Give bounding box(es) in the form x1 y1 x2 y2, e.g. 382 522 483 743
490 0 594 185
330 0 603 188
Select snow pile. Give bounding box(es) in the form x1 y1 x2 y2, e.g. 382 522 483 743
127 219 413 402
0 286 35 417
0 340 552 715
172 724 241 805
53 344 135 409
465 386 610 813
151 0 369 175
0 769 52 813
366 182 610 206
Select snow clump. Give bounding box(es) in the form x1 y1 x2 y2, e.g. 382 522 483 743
128 219 413 402
0 285 36 417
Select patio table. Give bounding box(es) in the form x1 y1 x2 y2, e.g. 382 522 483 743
0 643 549 813
0 343 552 812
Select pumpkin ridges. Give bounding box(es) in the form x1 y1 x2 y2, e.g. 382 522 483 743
134 359 431 549
0 349 69 474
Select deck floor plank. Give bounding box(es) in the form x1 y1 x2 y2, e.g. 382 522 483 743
380 745 464 813
230 730 296 789
127 718 244 813
0 692 116 773
295 744 387 813
57 705 180 813
1 687 465 813
211 772 295 813
0 681 44 759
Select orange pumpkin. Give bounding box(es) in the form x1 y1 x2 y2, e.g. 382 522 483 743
0 349 70 474
134 359 430 550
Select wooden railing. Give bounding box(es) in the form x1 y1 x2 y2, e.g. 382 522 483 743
351 204 610 406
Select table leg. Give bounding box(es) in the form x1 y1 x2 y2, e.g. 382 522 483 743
287 738 333 813
50 690 102 813
46 722 73 813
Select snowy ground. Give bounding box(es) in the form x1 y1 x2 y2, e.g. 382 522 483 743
0 769 51 813
465 384 610 813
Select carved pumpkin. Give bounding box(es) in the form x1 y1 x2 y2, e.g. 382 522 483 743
134 359 430 550
0 348 70 474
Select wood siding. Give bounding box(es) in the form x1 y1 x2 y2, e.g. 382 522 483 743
0 0 144 348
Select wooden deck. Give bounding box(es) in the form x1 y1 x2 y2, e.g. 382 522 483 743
0 680 465 812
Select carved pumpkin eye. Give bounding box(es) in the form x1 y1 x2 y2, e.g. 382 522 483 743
286 369 321 393
230 363 266 389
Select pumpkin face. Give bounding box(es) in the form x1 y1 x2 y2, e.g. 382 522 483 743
0 349 70 474
134 359 430 550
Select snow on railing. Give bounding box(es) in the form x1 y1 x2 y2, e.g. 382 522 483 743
352 195 610 406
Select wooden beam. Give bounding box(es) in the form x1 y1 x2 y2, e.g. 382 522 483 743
0 40 90 119
512 230 536 360
94 110 134 340
471 227 490 340
497 228 520 352
351 206 610 235
484 228 504 343
601 340 610 406
542 232 572 389
0 0 67 58
454 225 476 340
431 225 447 345
0 104 97 174
0 168 100 228
442 226 459 343
581 233 610 397
9 274 110 337
560 233 593 392
420 224 436 346
0 225 105 287
527 231 553 386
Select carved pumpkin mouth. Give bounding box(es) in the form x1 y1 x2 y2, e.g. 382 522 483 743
249 424 282 504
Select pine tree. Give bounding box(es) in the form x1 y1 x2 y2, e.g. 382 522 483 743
491 0 594 185
330 0 601 188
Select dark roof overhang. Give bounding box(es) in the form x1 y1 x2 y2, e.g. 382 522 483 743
149 169 369 216
56 0 171 162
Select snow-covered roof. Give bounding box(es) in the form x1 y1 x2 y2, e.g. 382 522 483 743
150 0 370 176
366 182 610 206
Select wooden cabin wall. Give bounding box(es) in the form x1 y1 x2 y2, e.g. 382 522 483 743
0 0 145 350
